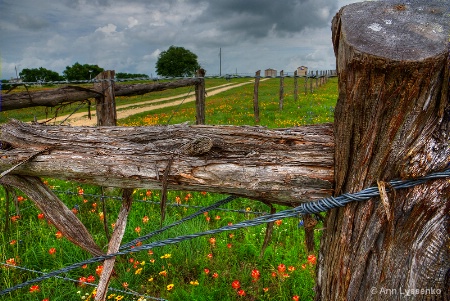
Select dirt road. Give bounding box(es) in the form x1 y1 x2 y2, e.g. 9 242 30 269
46 78 265 126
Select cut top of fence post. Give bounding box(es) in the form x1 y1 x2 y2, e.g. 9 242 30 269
333 1 449 61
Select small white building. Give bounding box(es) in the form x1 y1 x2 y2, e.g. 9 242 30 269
264 68 277 77
297 66 308 76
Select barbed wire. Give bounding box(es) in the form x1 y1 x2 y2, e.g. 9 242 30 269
2 70 336 87
1 168 448 296
52 189 268 215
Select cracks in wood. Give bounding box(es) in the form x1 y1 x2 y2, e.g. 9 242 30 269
0 147 51 178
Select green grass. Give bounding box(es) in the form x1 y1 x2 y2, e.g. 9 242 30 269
118 77 337 128
0 77 337 301
0 78 250 124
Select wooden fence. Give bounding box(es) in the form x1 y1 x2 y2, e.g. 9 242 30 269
0 2 448 299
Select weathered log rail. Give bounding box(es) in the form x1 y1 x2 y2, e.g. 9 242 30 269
0 120 334 206
0 78 202 111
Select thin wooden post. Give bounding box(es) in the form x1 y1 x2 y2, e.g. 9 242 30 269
309 71 313 93
253 70 261 124
279 70 284 110
94 70 116 126
304 73 308 95
195 69 206 125
94 71 134 301
294 70 298 102
95 189 133 301
315 70 319 89
303 213 317 253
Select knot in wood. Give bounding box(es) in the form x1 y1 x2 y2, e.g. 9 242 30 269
180 137 213 156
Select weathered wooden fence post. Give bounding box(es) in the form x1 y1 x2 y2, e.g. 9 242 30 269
294 70 299 102
315 70 318 89
304 73 308 95
279 70 284 110
253 70 261 124
96 190 133 301
93 70 135 301
195 69 206 125
309 71 313 93
94 70 117 126
316 2 449 300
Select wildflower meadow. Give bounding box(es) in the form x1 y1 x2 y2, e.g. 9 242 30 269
0 76 338 300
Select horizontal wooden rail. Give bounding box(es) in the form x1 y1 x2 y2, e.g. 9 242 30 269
0 78 201 111
0 120 334 206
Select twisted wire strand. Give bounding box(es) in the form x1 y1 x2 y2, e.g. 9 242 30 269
120 195 238 249
1 168 448 296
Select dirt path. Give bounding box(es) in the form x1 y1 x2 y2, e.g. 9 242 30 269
46 79 266 126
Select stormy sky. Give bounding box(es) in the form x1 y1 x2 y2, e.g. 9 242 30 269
0 0 365 80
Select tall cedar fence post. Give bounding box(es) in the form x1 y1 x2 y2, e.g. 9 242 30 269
93 70 135 301
316 2 449 300
253 70 260 123
279 70 284 110
195 69 206 125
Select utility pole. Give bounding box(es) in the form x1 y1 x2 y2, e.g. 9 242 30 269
219 48 222 76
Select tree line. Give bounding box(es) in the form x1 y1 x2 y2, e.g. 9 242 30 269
2 45 201 88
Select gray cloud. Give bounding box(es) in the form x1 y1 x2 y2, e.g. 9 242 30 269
0 0 366 79
197 0 338 38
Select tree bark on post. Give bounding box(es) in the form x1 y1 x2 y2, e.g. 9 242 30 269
195 69 206 125
94 70 117 126
253 70 261 124
316 2 449 300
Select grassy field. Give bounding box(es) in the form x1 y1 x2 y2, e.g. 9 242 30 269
0 77 338 301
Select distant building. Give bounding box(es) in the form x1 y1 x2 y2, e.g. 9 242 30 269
264 68 277 77
9 77 22 83
297 66 308 76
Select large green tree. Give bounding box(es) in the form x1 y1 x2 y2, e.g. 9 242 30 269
156 46 201 77
63 62 104 81
19 67 64 82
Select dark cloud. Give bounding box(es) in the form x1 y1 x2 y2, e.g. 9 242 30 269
196 0 339 38
0 0 360 79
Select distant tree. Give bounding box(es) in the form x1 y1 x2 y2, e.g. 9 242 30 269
19 67 64 82
156 46 201 77
1 79 12 90
116 72 149 79
63 62 104 81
